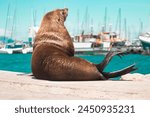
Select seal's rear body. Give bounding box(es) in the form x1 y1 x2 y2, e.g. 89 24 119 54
32 44 103 81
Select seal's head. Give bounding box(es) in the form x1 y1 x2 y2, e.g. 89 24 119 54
34 8 74 56
42 8 68 27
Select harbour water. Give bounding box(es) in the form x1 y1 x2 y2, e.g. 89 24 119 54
0 54 149 78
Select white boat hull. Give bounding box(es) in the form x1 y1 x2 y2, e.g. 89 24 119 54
0 48 23 54
73 42 92 48
139 36 150 50
22 47 33 54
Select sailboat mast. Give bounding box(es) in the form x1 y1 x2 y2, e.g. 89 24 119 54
128 27 131 42
104 7 107 32
4 4 10 44
124 18 127 40
77 9 80 35
11 7 16 41
119 8 121 38
90 18 93 35
139 19 143 35
85 7 89 33
33 10 37 27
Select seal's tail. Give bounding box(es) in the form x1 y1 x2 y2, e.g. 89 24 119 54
96 51 137 79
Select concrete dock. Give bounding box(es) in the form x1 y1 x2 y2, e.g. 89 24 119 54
0 70 150 100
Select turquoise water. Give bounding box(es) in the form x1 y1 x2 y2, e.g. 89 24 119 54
0 54 149 76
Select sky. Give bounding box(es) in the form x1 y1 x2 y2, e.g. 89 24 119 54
0 0 150 41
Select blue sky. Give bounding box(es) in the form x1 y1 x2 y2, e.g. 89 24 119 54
0 0 150 41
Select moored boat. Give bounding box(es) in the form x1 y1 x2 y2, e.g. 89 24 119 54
22 47 33 54
139 33 150 50
0 43 24 54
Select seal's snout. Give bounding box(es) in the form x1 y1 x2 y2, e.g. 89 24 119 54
64 8 68 12
62 8 68 21
63 8 68 16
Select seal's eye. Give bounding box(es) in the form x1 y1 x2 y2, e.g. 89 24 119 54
60 11 65 16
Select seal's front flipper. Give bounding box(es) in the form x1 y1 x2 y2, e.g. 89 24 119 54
103 64 137 78
17 73 33 76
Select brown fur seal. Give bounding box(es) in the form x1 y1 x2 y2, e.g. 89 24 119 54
32 8 137 81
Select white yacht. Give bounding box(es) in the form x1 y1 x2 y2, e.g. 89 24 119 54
0 43 24 54
139 32 150 50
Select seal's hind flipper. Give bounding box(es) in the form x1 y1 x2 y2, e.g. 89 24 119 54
96 51 115 72
116 51 131 59
103 64 137 78
96 51 131 72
